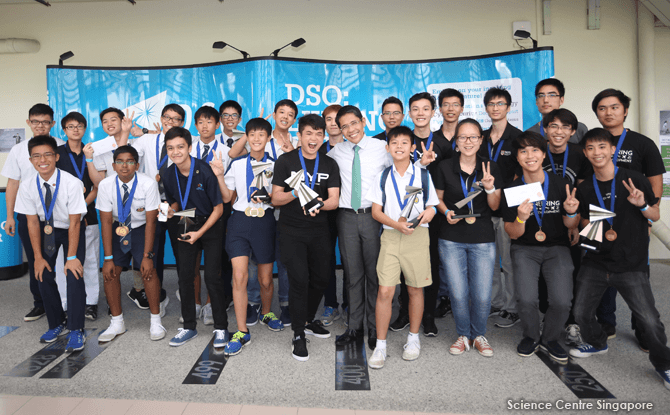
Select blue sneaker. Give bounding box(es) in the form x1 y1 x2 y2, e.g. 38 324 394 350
213 329 229 348
569 343 608 358
259 312 284 331
280 305 291 327
169 328 198 347
246 303 261 327
40 321 68 343
319 306 340 327
657 369 670 390
65 329 85 352
223 331 251 356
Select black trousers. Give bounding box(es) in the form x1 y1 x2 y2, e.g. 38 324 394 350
220 203 233 299
17 213 42 308
280 227 331 335
177 220 227 331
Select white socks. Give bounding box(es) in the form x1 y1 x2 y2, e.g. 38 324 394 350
377 339 387 350
408 331 420 343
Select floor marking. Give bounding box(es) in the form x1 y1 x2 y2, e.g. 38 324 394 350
182 336 228 385
0 326 19 340
41 329 109 379
335 338 371 391
536 349 615 399
4 335 69 377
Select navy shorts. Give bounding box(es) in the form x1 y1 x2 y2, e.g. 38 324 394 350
112 223 146 270
226 209 276 264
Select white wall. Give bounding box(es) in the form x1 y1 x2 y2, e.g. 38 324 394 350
1 0 668 257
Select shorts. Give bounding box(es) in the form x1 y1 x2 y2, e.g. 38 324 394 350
225 209 276 264
376 226 432 288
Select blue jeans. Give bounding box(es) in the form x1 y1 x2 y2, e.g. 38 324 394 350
438 239 495 339
573 266 670 370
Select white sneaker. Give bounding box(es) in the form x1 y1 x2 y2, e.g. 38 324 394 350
368 347 386 369
201 303 214 325
159 296 170 318
402 340 421 361
98 321 126 342
149 322 167 341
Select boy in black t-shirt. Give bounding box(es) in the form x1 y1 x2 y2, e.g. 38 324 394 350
501 132 580 362
571 128 670 391
272 114 341 361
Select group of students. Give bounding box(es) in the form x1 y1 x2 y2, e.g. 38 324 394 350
3 78 670 390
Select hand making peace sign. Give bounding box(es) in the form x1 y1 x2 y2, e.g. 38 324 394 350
563 184 579 215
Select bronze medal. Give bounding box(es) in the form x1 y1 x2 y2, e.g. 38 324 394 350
44 224 53 235
116 225 129 237
465 217 477 225
605 229 617 241
535 230 547 242
245 207 252 217
257 207 265 217
398 217 407 223
123 240 129 246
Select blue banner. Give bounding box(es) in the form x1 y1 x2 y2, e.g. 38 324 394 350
47 48 554 143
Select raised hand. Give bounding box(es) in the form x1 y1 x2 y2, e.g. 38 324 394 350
517 198 533 222
563 184 579 215
419 141 436 166
130 122 144 137
209 152 226 177
622 178 646 207
121 110 134 133
481 161 495 191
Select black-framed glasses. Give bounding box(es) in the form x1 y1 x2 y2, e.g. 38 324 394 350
456 135 481 143
29 120 53 126
221 113 240 120
162 115 183 123
65 124 85 131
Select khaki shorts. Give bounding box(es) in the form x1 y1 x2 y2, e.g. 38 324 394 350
376 226 432 288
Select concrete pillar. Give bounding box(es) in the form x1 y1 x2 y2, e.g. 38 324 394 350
637 1 656 139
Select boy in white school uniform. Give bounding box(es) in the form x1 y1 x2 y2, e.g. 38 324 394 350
14 135 88 351
95 146 165 342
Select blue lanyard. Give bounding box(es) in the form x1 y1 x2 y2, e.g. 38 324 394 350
459 169 477 211
522 171 550 228
68 150 86 181
246 152 269 202
451 139 457 150
390 164 416 210
326 140 331 153
270 139 277 160
155 134 168 170
175 157 195 210
593 168 618 227
540 123 544 137
547 148 569 178
197 140 218 163
115 175 138 224
487 139 505 163
299 149 319 190
37 170 60 223
413 131 433 161
613 129 628 168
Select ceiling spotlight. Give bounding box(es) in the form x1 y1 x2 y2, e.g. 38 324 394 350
270 38 306 57
514 30 538 49
34 0 51 6
59 51 74 67
212 41 250 59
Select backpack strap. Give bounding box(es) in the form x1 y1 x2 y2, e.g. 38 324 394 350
421 168 430 205
380 166 393 207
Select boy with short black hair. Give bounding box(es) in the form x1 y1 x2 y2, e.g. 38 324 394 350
15 135 88 351
374 97 404 142
571 128 670 391
271 114 341 361
434 88 464 152
366 126 438 368
219 100 243 149
527 78 587 143
96 145 164 342
85 107 133 183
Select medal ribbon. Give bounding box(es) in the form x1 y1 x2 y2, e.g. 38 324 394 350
175 157 195 210
197 140 218 163
459 169 477 212
540 124 545 137
68 151 86 181
413 131 433 162
37 170 60 224
593 167 618 227
299 149 320 190
546 148 569 178
487 139 505 163
246 152 269 203
156 134 168 170
613 129 627 168
270 139 277 160
390 164 416 211
522 171 550 229
116 174 138 225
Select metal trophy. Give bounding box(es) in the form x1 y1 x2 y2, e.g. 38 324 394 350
250 161 274 203
579 204 616 245
174 208 196 240
399 185 423 228
231 129 245 139
285 169 325 213
453 181 484 223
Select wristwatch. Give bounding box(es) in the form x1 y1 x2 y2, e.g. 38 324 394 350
144 251 155 259
142 128 149 134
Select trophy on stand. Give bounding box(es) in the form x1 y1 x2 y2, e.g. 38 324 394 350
579 204 616 250
453 182 483 223
399 186 424 228
250 161 274 203
284 169 325 213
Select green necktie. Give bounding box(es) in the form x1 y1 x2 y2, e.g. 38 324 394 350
352 145 361 211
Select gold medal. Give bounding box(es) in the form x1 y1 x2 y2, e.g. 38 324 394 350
116 225 129 237
245 207 252 217
605 229 617 241
250 208 258 217
535 230 547 242
414 197 419 204
465 217 476 225
44 225 53 235
257 207 265 217
398 217 407 223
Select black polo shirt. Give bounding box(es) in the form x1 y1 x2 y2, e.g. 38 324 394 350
602 129 666 177
373 131 387 142
433 154 503 243
431 127 457 160
163 157 222 216
318 140 339 156
272 149 341 236
576 168 657 273
502 172 571 247
478 122 522 185
542 143 592 186
57 143 98 225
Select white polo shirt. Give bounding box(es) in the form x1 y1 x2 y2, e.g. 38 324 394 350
190 136 232 170
96 173 161 228
1 137 65 182
92 135 135 178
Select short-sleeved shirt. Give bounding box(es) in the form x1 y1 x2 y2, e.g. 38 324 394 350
412 130 452 171
224 153 275 213
606 129 666 177
501 172 571 247
163 158 222 216
96 173 161 228
93 135 135 178
1 136 65 182
479 122 522 185
577 169 657 273
15 168 88 228
432 128 458 159
372 131 388 142
190 137 231 169
542 143 592 185
528 121 587 144
365 162 438 230
433 155 503 243
132 133 171 179
318 139 340 156
261 135 299 160
272 149 341 234
57 143 98 225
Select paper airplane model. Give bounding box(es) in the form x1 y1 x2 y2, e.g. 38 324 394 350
250 161 274 202
400 185 423 227
284 170 324 213
579 204 616 243
455 182 484 209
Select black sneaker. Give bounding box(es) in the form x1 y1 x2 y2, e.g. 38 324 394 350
84 305 98 321
159 289 167 303
305 320 331 338
517 337 540 357
488 306 503 317
495 311 520 328
24 306 46 322
292 333 309 362
601 323 616 340
390 313 410 332
422 317 438 337
435 296 452 318
127 289 149 310
540 340 568 362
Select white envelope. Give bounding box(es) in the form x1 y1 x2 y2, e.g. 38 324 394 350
503 182 545 207
90 137 118 156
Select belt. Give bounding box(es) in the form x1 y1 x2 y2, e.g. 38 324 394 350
341 207 372 214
